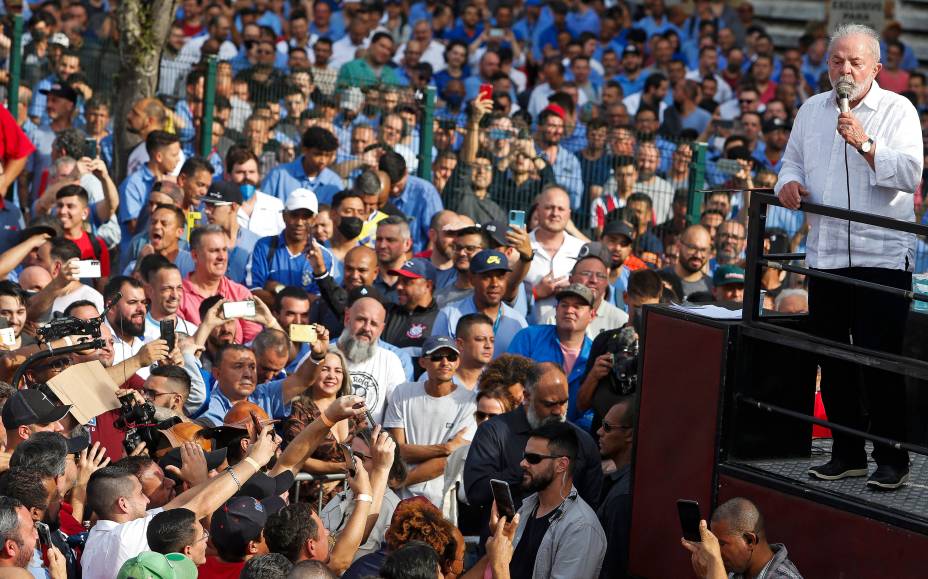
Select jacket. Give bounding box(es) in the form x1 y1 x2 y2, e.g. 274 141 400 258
732 544 803 579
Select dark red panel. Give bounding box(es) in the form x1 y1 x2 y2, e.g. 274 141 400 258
628 311 729 578
718 475 928 578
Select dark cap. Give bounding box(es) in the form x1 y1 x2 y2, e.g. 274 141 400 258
555 283 595 306
347 285 385 306
601 219 636 240
236 470 295 502
712 264 746 286
159 447 228 484
203 181 243 205
210 496 268 552
422 335 460 356
2 389 71 428
762 117 792 133
388 258 437 283
575 242 612 268
480 221 509 247
66 431 91 454
469 249 511 274
39 83 78 104
622 44 640 56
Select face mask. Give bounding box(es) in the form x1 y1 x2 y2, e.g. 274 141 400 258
338 216 364 239
444 93 463 108
240 183 256 201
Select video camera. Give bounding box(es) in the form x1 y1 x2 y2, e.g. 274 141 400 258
36 291 121 343
113 394 158 455
605 327 640 396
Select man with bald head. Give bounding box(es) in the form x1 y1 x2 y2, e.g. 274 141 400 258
309 245 379 336
464 361 604 532
16 267 51 293
662 224 713 299
776 24 922 489
525 186 587 305
425 211 473 281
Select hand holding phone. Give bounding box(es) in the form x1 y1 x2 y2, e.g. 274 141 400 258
491 479 516 521
76 259 101 278
508 210 525 229
160 320 176 352
289 324 317 343
678 499 702 542
479 83 493 102
223 300 256 319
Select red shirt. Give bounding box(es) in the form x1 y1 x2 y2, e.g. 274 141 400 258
179 275 261 344
198 556 246 579
0 105 35 164
67 230 111 277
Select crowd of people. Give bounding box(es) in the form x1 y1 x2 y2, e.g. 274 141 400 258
0 0 920 576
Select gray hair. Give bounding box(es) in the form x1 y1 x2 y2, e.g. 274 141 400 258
241 553 293 578
711 497 766 539
10 431 68 477
774 288 809 310
829 23 881 61
189 224 227 251
0 496 24 547
253 328 290 357
377 215 411 241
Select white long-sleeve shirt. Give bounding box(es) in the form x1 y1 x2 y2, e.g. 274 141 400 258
774 81 923 270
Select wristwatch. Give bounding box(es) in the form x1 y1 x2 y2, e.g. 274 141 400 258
858 138 874 154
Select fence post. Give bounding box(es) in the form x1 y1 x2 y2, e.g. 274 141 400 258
199 56 217 158
7 14 23 116
417 86 435 181
687 141 708 225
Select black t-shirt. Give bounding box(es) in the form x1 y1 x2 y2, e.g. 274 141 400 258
510 505 555 578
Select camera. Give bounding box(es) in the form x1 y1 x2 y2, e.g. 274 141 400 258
113 394 158 455
37 314 105 343
605 327 639 396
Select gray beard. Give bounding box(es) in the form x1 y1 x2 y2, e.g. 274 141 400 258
525 402 567 429
337 329 377 363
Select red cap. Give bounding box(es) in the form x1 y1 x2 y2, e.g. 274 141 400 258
544 104 566 119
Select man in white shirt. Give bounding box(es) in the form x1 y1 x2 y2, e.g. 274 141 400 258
776 24 922 491
329 13 372 70
177 14 238 62
103 276 147 365
524 186 586 305
141 261 199 343
226 147 285 239
27 238 105 322
81 426 280 579
384 336 476 506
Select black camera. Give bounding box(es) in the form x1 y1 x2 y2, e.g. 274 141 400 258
113 394 157 455
37 315 104 343
605 327 639 396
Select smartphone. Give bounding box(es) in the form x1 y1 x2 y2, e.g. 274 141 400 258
160 320 175 352
508 210 525 229
714 119 734 130
489 28 504 38
717 158 744 176
340 444 357 477
84 138 97 158
289 324 317 343
677 499 702 542
223 300 255 319
76 259 101 278
490 479 516 521
0 327 15 347
479 83 493 101
36 521 52 549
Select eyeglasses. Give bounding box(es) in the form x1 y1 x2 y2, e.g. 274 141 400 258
680 241 710 255
453 244 482 253
474 410 501 421
538 398 569 409
718 232 745 241
143 388 173 400
739 98 756 104
575 270 608 281
523 452 565 465
199 529 210 543
429 352 459 362
601 420 633 433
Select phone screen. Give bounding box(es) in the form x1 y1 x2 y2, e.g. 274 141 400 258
160 320 175 352
677 499 702 542
491 479 516 521
508 210 525 229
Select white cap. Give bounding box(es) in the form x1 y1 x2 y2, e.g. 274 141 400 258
50 33 70 47
285 188 319 214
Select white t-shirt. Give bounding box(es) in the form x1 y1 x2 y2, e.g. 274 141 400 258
49 284 105 320
237 191 285 239
142 313 199 344
383 380 477 507
81 508 164 579
525 231 586 287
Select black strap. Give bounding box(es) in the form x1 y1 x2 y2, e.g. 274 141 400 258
267 236 279 268
88 234 103 261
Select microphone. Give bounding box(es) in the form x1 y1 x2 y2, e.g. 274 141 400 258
835 79 854 114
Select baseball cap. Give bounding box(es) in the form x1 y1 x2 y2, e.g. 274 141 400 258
602 219 636 240
469 249 511 274
2 389 71 429
157 422 212 454
712 264 746 286
389 258 437 282
159 446 228 484
544 103 566 120
66 431 91 454
210 496 268 553
117 552 197 579
49 33 70 48
203 181 243 205
622 44 640 56
575 242 612 267
237 470 295 502
762 117 792 133
198 401 275 447
39 83 78 104
441 217 476 233
347 285 386 306
555 283 595 306
285 188 318 214
480 221 509 247
422 335 460 356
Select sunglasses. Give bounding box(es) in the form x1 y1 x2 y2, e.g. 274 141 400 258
601 420 633 433
474 410 500 421
523 452 565 465
429 352 459 362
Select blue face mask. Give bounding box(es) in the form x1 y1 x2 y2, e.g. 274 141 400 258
240 183 256 201
445 93 464 108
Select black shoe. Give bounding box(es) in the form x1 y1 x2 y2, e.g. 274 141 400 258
808 459 868 481
866 465 909 490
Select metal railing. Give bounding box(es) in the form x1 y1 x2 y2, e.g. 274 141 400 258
292 472 347 512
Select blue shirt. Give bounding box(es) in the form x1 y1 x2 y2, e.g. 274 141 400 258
261 157 344 205
175 99 197 156
201 378 292 426
614 72 646 97
545 145 584 213
248 232 335 294
391 175 443 253
117 164 157 251
508 324 593 431
566 8 600 37
433 296 527 358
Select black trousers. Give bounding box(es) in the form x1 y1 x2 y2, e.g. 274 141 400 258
808 266 912 469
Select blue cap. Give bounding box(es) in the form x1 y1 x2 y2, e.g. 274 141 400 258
469 249 511 274
422 335 460 356
388 257 437 282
